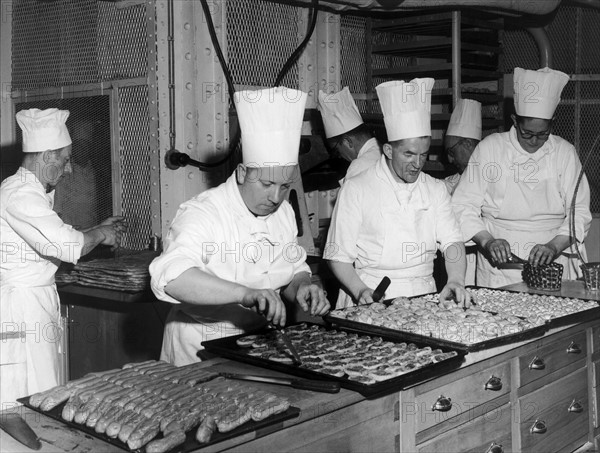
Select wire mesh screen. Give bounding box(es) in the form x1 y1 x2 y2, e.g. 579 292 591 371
118 85 153 251
340 16 368 112
12 0 148 89
12 0 98 89
15 96 113 230
226 0 300 88
503 6 600 212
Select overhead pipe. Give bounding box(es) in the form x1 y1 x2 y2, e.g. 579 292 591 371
526 27 553 68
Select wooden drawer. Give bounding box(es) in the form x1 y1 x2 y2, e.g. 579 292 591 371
519 330 586 387
592 325 600 353
519 367 588 453
417 403 512 453
413 361 510 433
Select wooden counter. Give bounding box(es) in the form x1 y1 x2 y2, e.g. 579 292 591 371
2 281 599 452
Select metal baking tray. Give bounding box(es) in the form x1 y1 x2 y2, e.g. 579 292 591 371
18 396 300 453
474 286 600 329
201 323 467 399
323 292 549 352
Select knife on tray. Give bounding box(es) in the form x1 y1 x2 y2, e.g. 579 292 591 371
220 372 341 393
267 323 303 365
0 413 42 450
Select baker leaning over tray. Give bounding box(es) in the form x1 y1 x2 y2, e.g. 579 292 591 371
150 87 330 367
1 108 125 407
325 78 471 308
452 67 592 288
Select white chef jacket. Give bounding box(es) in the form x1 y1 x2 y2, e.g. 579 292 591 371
1 167 84 406
150 173 310 366
452 127 592 288
326 155 463 308
340 137 382 185
444 173 461 195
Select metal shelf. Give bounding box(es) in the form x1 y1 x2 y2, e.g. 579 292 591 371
372 37 501 57
373 64 503 83
372 11 503 35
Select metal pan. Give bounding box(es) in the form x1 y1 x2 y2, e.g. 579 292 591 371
18 396 300 453
201 323 467 399
323 290 549 352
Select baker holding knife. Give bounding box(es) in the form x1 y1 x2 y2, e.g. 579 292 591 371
325 78 471 308
1 108 125 407
150 87 330 366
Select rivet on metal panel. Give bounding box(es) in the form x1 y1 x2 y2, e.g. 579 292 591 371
329 66 335 74
185 53 192 60
188 172 195 179
206 134 213 142
186 113 193 120
205 48 211 56
184 22 190 30
216 113 222 120
321 42 326 48
186 83 192 90
187 142 194 150
216 141 222 150
307 65 313 71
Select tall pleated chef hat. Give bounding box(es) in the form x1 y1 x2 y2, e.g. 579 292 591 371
375 78 435 141
446 99 482 140
234 87 308 167
513 67 570 119
317 87 364 139
16 108 71 153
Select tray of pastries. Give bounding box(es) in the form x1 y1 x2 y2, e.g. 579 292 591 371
201 322 467 398
324 291 549 352
20 360 300 453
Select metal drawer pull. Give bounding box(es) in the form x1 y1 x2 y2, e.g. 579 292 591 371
485 442 504 453
530 419 547 434
568 399 583 413
432 395 452 412
485 376 503 391
529 356 545 370
566 342 581 354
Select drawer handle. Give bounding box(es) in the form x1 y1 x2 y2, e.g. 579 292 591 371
566 342 581 354
485 375 503 391
568 399 583 413
432 395 452 412
530 419 547 434
529 356 545 370
485 442 504 453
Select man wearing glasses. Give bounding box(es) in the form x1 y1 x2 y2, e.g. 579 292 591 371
452 67 592 288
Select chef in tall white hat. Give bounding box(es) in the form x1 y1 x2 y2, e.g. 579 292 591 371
150 87 330 366
1 108 125 405
318 87 381 183
453 67 592 287
326 78 471 308
443 99 482 194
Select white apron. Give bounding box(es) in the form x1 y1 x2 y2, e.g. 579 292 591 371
478 152 586 288
151 174 310 366
330 158 462 308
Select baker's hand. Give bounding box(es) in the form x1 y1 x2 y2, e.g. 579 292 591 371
528 243 557 266
296 283 330 316
96 216 127 249
355 287 374 305
240 288 286 327
483 238 512 265
439 282 474 308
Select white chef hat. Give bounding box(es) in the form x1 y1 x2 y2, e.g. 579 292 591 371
375 78 435 141
317 87 364 139
16 108 71 153
234 87 307 167
446 98 482 140
513 67 570 119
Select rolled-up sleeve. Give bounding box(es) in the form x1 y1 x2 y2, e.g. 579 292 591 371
4 187 84 264
149 202 216 304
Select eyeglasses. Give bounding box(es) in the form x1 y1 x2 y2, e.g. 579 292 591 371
514 121 552 140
